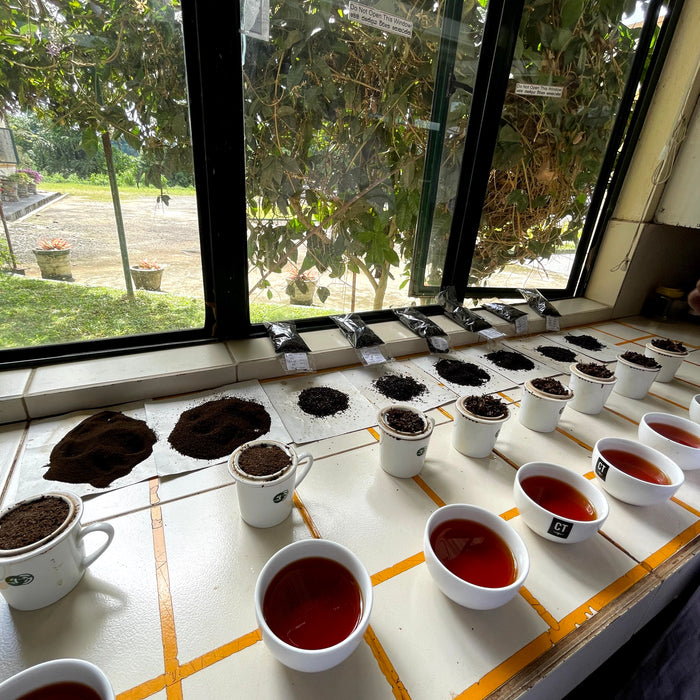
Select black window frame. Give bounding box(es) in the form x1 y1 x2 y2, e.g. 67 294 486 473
0 0 683 369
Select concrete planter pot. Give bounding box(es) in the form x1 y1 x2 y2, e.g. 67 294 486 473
33 248 74 282
130 265 165 291
286 278 317 306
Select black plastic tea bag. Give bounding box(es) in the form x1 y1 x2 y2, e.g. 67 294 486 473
264 321 314 372
518 289 561 317
437 287 492 333
393 307 449 353
330 314 383 348
482 301 528 334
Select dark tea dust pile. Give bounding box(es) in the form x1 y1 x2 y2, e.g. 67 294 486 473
435 358 490 386
564 334 605 351
298 387 350 417
237 444 291 477
373 373 427 401
46 411 157 488
169 397 271 460
0 496 71 550
485 350 535 371
620 351 660 369
536 345 577 363
384 408 425 433
462 395 508 418
531 377 569 395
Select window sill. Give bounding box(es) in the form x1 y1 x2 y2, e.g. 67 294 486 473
0 298 612 426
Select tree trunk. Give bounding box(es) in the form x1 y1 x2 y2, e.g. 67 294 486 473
101 132 135 298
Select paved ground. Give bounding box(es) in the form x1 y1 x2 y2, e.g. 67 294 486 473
2 190 571 311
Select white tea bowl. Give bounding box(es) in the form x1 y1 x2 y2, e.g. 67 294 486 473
638 412 700 471
423 503 529 610
514 461 608 544
254 538 372 673
690 394 700 424
592 437 684 506
0 658 114 699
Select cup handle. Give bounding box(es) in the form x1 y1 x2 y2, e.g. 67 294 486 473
294 453 314 488
79 522 115 569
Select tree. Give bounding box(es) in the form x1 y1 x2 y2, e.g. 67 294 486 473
243 0 645 308
0 0 192 294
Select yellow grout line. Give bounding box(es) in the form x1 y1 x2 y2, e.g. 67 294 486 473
116 676 167 700
372 552 425 586
148 478 183 700
412 474 446 507
364 625 412 699
293 491 323 539
177 629 263 681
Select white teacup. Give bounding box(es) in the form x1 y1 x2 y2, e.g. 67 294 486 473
0 658 114 699
644 341 687 383
228 439 314 528
452 396 509 458
376 404 434 478
567 363 616 415
0 492 115 611
690 394 700 424
519 379 573 432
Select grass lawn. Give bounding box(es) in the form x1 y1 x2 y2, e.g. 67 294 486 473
0 274 337 349
39 179 195 203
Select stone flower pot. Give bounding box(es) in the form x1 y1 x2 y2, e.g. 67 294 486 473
286 278 317 306
33 248 74 282
130 265 165 291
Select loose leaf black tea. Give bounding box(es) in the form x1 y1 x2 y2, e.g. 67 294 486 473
563 334 604 351
651 337 686 353
531 377 569 395
169 397 271 460
620 351 660 369
298 387 350 417
462 395 508 418
435 358 490 386
485 349 535 371
46 411 157 488
536 345 577 362
373 373 427 401
576 362 614 379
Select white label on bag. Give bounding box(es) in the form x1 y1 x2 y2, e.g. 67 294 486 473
546 315 561 331
479 327 505 340
515 316 528 334
284 353 310 372
359 346 386 365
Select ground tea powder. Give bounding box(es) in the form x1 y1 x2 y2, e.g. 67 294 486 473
169 397 271 460
373 374 427 401
298 387 349 417
485 350 535 371
46 411 157 488
435 358 490 386
536 345 577 363
0 496 71 550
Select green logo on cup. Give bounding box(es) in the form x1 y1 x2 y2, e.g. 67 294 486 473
416 447 426 456
6 574 34 587
273 490 289 504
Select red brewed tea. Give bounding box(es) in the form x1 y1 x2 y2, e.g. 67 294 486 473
18 682 102 700
521 475 597 521
601 448 671 485
429 519 517 588
263 557 362 650
647 422 700 448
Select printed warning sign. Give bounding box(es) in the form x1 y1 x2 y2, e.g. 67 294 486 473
347 2 413 38
515 83 564 98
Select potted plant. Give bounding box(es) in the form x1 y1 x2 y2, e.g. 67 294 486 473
130 258 165 291
18 168 42 195
285 263 319 306
33 238 73 281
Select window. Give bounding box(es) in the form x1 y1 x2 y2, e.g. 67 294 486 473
0 0 679 365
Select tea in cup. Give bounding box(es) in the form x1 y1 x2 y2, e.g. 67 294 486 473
228 439 314 528
377 404 434 477
0 492 115 611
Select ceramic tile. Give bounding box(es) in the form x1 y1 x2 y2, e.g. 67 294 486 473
605 387 691 422
558 404 639 452
619 317 700 348
180 632 395 699
0 422 25 507
370 563 550 700
295 443 436 576
0 507 163 694
675 468 700 512
156 462 234 503
24 345 236 419
418 421 518 515
509 515 638 621
0 368 31 424
161 485 311 662
493 402 594 474
596 494 698 564
589 320 652 341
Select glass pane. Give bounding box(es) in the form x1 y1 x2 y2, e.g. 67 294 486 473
465 0 653 290
243 0 486 318
0 1 204 351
